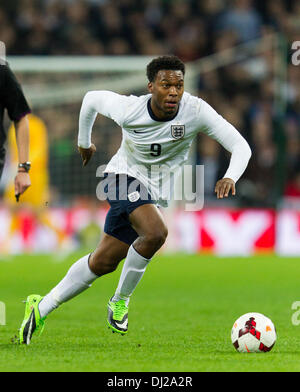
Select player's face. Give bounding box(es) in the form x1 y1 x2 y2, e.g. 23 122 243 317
148 70 184 120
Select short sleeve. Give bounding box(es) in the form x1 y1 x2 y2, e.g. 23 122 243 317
2 65 31 122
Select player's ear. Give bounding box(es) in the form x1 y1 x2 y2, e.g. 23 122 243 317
148 82 153 93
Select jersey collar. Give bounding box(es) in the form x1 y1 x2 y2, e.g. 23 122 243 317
147 98 180 122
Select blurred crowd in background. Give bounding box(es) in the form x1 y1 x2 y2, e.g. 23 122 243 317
1 0 298 57
0 0 299 208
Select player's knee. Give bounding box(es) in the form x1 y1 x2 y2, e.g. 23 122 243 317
96 260 118 275
161 225 168 243
89 253 118 276
145 226 168 249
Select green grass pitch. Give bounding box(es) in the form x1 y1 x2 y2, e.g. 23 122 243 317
0 252 300 372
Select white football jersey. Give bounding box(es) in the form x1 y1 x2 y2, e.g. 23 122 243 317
78 90 251 206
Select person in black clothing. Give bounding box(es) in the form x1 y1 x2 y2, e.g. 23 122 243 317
0 62 31 200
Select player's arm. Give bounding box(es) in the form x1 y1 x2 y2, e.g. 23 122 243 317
198 100 252 198
214 177 235 199
14 115 31 196
77 90 127 166
3 64 32 198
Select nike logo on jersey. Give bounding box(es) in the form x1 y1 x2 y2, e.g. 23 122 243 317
133 130 149 134
115 319 128 329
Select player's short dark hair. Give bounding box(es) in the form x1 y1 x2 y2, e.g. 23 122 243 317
146 55 185 82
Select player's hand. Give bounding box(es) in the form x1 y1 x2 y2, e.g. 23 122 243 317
215 178 236 199
14 172 31 199
78 144 96 167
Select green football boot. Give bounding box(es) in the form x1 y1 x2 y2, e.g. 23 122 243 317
107 298 128 335
19 294 46 345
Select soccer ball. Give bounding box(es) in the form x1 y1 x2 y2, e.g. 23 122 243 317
231 312 276 353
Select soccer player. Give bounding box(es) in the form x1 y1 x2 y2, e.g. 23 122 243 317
19 56 251 344
0 62 31 199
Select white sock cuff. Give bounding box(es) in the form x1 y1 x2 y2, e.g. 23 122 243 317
131 245 151 264
70 254 98 285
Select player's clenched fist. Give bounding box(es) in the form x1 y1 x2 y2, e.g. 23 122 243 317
15 172 31 196
78 143 97 167
215 177 236 199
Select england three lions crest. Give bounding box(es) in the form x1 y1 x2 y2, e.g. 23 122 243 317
171 125 185 140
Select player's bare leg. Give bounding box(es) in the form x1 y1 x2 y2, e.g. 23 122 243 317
19 234 130 344
129 203 168 258
37 234 128 318
107 204 168 334
89 233 130 276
